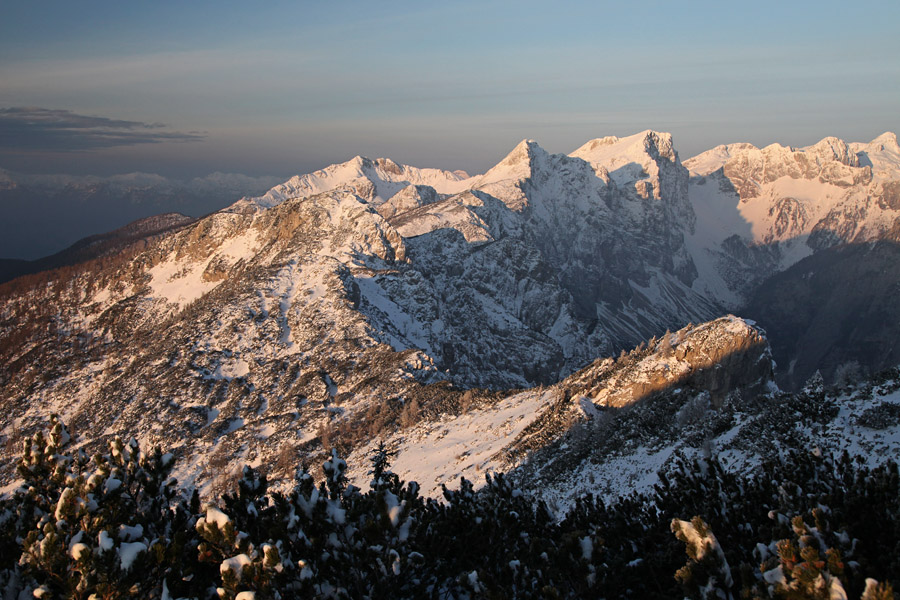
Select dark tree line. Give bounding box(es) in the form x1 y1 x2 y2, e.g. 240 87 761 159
0 416 896 599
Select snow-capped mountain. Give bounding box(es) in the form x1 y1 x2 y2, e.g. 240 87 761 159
366 131 718 387
229 156 470 212
679 131 900 386
1 130 899 497
684 132 900 307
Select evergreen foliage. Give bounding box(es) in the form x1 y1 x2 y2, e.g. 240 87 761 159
0 416 897 599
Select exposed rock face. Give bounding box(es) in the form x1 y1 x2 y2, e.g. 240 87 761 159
374 184 440 220
716 138 866 201
577 316 771 408
0 130 724 492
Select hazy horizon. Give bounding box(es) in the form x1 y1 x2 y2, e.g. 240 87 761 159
2 126 899 183
2 1 899 180
2 0 899 259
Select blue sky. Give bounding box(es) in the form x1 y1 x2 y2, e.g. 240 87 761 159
2 0 899 179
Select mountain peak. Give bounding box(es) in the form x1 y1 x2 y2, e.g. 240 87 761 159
852 131 900 179
235 154 470 211
345 154 368 169
570 130 677 168
869 131 899 151
502 138 542 164
803 136 857 167
477 139 548 184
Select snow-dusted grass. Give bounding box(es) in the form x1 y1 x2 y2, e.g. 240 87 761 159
348 389 555 498
147 223 260 309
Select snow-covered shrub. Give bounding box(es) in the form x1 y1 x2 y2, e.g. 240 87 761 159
6 419 201 599
3 413 900 599
672 516 733 600
855 401 900 430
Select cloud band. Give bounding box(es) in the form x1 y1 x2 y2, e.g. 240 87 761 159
0 107 205 151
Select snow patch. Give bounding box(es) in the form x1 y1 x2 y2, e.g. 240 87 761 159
118 541 147 570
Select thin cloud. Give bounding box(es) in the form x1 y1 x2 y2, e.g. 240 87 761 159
0 107 205 151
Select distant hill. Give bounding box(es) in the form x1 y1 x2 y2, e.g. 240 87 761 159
0 213 196 284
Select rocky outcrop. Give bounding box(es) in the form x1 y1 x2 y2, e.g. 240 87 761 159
503 316 773 462
580 316 771 408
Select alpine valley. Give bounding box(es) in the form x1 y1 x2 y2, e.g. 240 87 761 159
2 129 900 504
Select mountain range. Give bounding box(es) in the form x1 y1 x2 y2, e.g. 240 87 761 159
1 129 899 498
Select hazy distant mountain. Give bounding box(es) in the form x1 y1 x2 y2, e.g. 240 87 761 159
0 169 285 260
0 212 196 283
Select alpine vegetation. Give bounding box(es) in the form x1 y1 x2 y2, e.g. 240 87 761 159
0 413 897 599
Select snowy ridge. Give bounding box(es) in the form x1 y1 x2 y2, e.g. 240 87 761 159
851 132 900 180
569 129 678 191
348 315 774 499
232 156 471 212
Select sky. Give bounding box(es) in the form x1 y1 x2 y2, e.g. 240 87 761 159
1 0 900 257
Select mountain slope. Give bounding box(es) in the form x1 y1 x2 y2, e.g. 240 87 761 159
347 314 900 510
347 315 773 499
0 189 448 493
744 240 900 389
